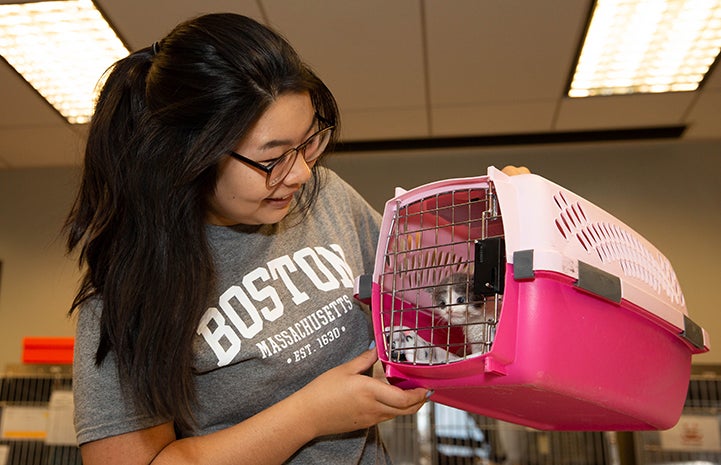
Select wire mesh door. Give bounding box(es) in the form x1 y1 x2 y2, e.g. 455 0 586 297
378 182 506 366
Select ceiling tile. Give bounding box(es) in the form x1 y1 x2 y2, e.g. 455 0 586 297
425 0 589 105
263 0 426 112
340 107 428 140
432 101 556 136
684 89 721 139
555 93 694 131
96 0 263 50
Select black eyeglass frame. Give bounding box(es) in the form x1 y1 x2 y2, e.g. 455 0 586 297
228 115 335 188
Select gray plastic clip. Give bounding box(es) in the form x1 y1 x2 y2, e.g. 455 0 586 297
513 250 535 280
681 315 705 350
575 261 622 303
356 274 372 303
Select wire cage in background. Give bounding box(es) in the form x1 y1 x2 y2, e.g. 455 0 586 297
380 401 619 465
369 167 709 431
1 361 718 465
0 364 80 465
380 366 721 465
634 366 721 465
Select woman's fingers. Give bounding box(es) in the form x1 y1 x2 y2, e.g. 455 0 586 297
500 165 531 176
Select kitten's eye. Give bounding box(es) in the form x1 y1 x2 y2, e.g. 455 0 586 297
438 300 446 308
456 296 466 304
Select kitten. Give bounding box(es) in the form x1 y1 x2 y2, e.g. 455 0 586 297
386 326 460 364
430 272 495 355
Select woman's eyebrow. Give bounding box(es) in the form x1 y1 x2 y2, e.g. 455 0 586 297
258 138 293 151
257 116 317 152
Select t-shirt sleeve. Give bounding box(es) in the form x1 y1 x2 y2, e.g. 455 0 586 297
320 168 381 274
73 302 168 445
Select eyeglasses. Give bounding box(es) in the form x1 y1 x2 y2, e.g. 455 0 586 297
229 120 335 189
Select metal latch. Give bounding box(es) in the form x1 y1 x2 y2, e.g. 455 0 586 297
474 237 506 296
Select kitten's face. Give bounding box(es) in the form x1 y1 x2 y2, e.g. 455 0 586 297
431 274 482 324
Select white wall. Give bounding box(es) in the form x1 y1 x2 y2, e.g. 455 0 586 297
0 138 719 369
0 167 81 367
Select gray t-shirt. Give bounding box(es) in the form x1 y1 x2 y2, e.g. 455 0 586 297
73 168 389 464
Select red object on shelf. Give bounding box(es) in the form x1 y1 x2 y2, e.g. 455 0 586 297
22 337 74 364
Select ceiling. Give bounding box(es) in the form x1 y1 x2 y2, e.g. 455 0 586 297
1 0 720 169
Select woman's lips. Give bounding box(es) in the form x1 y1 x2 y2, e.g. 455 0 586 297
265 191 296 208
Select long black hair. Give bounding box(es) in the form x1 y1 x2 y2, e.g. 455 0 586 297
65 13 339 432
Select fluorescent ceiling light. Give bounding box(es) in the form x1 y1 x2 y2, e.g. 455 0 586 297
0 0 128 124
569 0 721 97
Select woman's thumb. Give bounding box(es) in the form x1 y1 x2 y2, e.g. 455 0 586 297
344 342 379 374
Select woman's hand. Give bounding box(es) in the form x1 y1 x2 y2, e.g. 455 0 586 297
296 348 429 438
501 165 531 176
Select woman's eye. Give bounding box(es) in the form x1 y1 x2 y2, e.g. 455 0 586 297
265 149 294 165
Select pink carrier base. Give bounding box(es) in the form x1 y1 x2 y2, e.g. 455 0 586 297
373 264 695 431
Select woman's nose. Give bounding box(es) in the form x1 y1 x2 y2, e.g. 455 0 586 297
282 151 312 186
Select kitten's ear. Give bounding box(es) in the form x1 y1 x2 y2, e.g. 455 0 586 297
425 283 440 295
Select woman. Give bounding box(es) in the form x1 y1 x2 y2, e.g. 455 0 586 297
66 12 527 465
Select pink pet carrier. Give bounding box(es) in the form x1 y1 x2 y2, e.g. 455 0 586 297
363 167 709 431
